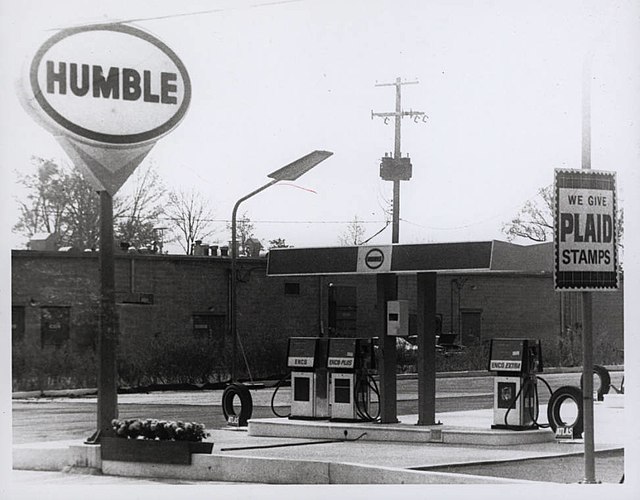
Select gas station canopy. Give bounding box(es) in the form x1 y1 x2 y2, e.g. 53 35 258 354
266 240 552 276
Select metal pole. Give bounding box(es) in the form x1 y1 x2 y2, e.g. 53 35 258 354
392 180 400 244
581 292 595 482
230 180 278 382
372 78 423 245
392 77 402 244
97 190 118 437
580 47 597 484
377 273 398 423
417 272 437 425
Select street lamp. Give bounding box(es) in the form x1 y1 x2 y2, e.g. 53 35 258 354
230 150 333 382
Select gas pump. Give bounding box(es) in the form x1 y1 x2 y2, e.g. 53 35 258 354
488 338 543 430
327 337 378 421
287 337 329 420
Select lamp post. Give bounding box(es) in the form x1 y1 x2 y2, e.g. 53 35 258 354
230 150 333 382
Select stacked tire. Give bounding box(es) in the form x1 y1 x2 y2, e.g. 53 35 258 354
580 365 611 401
222 383 253 426
547 385 584 438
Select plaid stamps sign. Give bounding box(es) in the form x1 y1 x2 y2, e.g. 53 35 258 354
554 169 618 290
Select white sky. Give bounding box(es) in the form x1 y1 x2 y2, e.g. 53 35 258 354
2 1 640 492
1 0 639 252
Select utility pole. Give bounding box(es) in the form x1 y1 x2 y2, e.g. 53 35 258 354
372 77 427 243
372 78 426 425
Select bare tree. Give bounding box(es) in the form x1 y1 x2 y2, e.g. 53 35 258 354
338 215 367 246
114 162 166 249
502 184 624 247
226 211 256 255
165 188 218 254
502 186 554 242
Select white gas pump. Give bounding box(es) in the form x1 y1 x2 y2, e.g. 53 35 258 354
327 337 378 421
488 338 543 430
287 337 329 420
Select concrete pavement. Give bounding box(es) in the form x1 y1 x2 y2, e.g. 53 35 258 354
12 398 625 485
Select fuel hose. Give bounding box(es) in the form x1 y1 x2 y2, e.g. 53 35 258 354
270 374 291 418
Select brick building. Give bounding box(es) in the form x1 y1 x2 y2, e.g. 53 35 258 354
11 241 624 378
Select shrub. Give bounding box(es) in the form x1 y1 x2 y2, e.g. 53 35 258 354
237 330 288 381
118 331 231 387
12 339 96 391
396 340 490 374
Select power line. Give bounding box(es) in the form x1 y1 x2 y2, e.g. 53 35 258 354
47 0 306 30
149 217 390 224
399 185 552 232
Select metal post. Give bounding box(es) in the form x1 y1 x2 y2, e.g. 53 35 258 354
394 76 402 159
377 273 398 423
227 150 333 382
392 77 402 243
417 272 437 425
97 190 118 436
392 180 400 243
580 46 597 484
230 180 277 382
581 292 596 483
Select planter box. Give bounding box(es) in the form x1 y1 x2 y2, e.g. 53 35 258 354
101 437 213 465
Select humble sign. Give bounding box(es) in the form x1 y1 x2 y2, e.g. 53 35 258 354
25 23 191 145
554 169 618 290
19 23 191 195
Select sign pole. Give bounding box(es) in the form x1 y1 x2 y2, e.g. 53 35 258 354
581 291 595 482
97 190 118 437
580 49 596 484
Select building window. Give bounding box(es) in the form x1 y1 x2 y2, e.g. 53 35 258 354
284 282 300 295
12 306 25 344
41 306 70 348
193 313 226 342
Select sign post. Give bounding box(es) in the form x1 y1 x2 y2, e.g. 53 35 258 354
98 191 118 437
20 23 191 440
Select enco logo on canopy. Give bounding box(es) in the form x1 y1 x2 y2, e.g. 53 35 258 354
24 23 191 145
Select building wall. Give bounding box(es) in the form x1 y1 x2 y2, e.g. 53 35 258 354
12 252 100 349
12 251 624 360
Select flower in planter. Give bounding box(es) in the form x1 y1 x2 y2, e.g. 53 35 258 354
128 420 143 439
141 419 156 439
110 418 210 441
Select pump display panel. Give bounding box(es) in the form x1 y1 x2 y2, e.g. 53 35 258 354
328 338 357 369
327 338 376 370
287 337 319 368
488 338 543 374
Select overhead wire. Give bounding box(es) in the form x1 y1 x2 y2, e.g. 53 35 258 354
47 0 307 30
398 185 552 232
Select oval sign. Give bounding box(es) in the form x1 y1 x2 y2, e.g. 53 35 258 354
28 23 191 145
365 248 385 270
